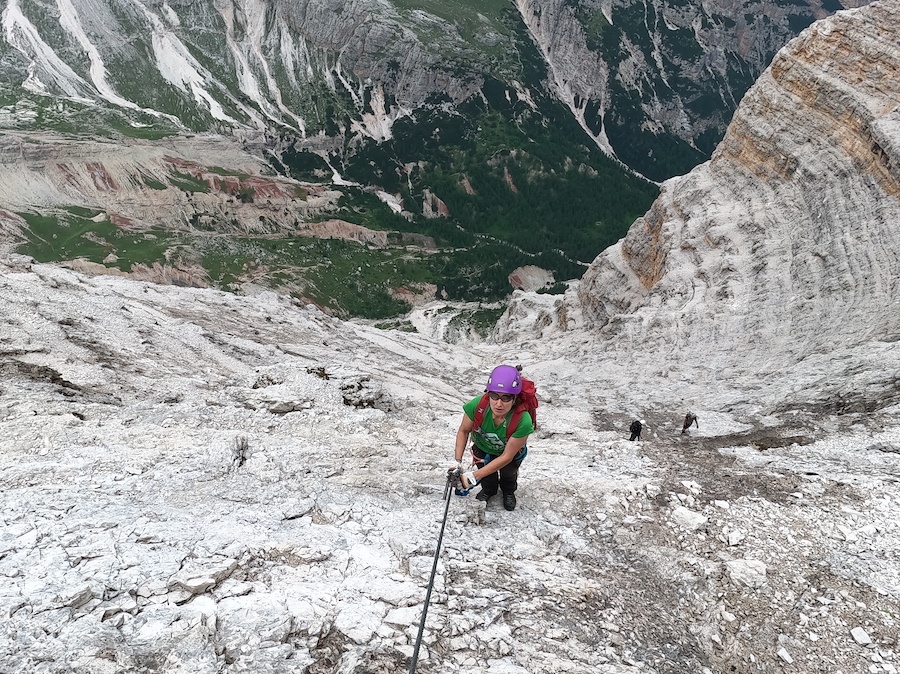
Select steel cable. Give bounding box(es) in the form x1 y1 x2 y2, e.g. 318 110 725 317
408 478 453 673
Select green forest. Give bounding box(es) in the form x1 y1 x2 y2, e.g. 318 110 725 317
278 16 660 317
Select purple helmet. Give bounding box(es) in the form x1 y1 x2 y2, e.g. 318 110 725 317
485 365 522 394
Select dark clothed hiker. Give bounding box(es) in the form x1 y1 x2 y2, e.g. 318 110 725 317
629 419 644 441
682 412 699 435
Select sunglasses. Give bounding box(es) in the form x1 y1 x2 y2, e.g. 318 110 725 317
488 392 515 402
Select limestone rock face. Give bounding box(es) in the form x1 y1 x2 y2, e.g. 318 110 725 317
514 0 613 154
578 0 900 368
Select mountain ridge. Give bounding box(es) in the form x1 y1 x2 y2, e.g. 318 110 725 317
1 0 872 174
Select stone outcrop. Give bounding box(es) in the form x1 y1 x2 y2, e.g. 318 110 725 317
296 219 387 246
508 265 554 292
388 282 438 306
420 189 449 218
577 0 900 369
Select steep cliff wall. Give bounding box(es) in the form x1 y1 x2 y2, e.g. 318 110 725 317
514 0 614 155
577 0 900 369
516 0 875 180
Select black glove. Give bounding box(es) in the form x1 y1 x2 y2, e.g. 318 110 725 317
447 467 462 487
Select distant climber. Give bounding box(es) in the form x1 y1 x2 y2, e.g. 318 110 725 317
629 419 644 441
682 412 699 435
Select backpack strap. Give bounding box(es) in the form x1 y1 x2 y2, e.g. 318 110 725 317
472 393 490 432
505 404 526 439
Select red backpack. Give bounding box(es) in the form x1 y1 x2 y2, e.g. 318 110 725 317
473 376 539 438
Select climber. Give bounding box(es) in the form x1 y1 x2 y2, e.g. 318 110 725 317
629 419 644 441
682 412 699 435
450 365 535 511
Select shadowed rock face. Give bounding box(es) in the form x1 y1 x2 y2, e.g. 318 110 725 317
578 0 900 367
515 0 876 178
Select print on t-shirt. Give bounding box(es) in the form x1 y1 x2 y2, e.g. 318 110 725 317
474 427 506 453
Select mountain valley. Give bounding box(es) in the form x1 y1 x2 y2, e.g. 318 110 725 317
0 0 873 318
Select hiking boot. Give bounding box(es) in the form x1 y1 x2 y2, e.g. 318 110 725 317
475 490 496 502
503 493 517 511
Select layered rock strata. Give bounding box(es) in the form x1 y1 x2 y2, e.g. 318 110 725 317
0 132 339 235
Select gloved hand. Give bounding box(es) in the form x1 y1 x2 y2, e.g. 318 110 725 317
446 465 462 487
448 460 462 473
460 471 478 489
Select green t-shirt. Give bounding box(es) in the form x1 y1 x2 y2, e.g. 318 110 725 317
463 395 534 456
